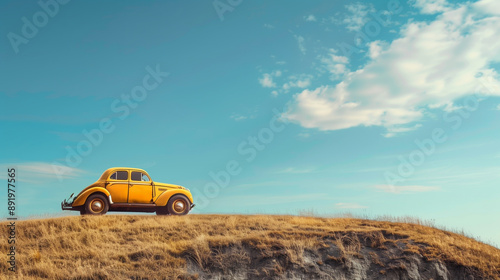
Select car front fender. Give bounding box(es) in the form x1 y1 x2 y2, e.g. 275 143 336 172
155 189 194 207
72 187 111 207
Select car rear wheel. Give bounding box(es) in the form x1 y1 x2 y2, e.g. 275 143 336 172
167 195 190 215
84 194 109 215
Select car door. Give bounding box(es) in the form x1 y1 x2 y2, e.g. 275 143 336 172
106 170 129 203
128 171 153 204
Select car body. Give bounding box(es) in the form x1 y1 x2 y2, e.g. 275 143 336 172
61 167 195 215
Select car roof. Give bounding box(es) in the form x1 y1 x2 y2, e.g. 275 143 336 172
108 167 147 172
99 167 148 180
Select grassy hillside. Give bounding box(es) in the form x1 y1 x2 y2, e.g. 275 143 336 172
1 215 499 279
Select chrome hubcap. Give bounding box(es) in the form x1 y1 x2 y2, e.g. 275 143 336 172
173 200 185 213
91 200 103 212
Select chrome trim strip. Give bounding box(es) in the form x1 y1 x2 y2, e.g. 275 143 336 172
107 182 126 186
108 195 114 204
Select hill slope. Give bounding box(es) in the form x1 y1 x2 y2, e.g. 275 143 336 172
1 215 499 280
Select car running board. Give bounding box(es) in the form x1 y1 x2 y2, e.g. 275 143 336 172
111 203 157 208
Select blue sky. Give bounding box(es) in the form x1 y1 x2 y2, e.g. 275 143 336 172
1 0 500 246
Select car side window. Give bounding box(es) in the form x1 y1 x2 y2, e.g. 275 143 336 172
110 171 128 180
131 171 150 181
131 171 141 181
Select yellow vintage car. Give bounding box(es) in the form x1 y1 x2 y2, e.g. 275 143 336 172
61 167 195 215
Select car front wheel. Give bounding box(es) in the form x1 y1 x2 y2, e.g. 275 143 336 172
166 195 190 215
84 194 109 215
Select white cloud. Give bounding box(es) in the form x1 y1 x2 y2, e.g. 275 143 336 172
335 202 368 209
287 1 500 135
298 132 310 138
496 104 500 110
259 73 276 87
294 35 306 54
231 110 257 121
320 49 349 80
367 40 388 59
282 74 313 93
305 14 317 22
270 74 314 96
230 114 247 121
263 23 275 29
0 162 85 183
411 0 451 14
258 70 281 88
374 184 440 194
296 79 311 88
472 0 500 15
343 3 375 31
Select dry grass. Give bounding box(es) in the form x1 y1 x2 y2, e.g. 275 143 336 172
0 214 499 279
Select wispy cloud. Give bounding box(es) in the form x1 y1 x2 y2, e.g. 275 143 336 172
406 166 500 185
343 3 375 31
282 74 313 93
230 114 247 121
305 14 317 22
232 181 283 189
0 162 85 183
319 49 349 80
267 73 314 96
275 167 315 174
335 202 368 209
383 124 422 138
294 35 306 54
411 0 451 14
374 184 440 194
230 109 257 121
258 70 281 88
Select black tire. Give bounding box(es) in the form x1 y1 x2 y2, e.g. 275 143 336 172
84 194 109 215
79 210 86 215
166 195 190 215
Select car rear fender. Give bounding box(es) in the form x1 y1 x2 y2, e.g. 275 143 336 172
155 189 193 206
72 187 111 207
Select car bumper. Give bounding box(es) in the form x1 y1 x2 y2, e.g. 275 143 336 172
190 203 195 210
61 201 75 210
61 193 77 211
